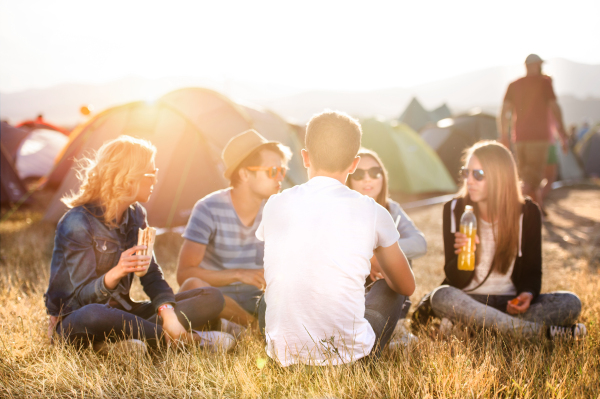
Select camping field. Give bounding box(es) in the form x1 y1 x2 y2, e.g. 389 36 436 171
1 184 599 398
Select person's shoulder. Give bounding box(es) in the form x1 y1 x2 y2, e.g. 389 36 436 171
443 197 463 212
202 188 231 203
522 198 541 214
57 206 93 239
265 184 302 207
510 77 526 86
131 202 147 222
387 198 401 215
193 189 231 210
59 205 89 224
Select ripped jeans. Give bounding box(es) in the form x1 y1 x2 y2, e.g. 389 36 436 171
429 285 582 337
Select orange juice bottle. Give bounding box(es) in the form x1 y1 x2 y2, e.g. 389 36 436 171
457 205 477 271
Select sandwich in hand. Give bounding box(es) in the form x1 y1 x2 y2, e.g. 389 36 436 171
135 226 156 277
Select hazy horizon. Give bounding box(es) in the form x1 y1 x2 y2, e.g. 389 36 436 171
1 0 599 94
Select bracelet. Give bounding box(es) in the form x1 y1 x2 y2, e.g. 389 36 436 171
157 303 174 315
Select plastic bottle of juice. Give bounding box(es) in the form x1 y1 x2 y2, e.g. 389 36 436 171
457 205 477 271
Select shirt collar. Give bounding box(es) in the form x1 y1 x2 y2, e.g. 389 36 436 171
84 201 133 232
307 176 345 186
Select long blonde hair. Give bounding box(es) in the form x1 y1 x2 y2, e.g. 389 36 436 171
458 141 524 275
62 135 156 227
346 148 390 210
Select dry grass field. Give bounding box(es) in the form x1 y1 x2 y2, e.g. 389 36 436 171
1 185 599 398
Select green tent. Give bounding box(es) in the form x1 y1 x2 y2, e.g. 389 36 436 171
360 118 457 194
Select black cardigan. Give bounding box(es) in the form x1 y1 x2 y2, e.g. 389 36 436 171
441 197 542 299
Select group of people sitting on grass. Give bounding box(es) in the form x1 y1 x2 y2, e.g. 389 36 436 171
45 110 586 366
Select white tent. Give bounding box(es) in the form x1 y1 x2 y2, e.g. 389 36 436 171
16 128 68 180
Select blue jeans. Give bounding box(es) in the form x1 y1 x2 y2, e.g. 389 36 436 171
218 283 262 315
56 288 224 348
258 280 407 360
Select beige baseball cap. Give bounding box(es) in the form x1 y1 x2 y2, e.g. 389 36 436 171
222 129 280 180
525 54 544 64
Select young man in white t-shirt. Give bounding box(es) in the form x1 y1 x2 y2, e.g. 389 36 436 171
255 110 416 366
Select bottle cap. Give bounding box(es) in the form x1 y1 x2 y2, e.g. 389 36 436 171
465 205 473 211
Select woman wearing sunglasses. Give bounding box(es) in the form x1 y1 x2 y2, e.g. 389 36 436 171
346 149 427 346
45 135 234 352
416 141 585 340
346 149 427 273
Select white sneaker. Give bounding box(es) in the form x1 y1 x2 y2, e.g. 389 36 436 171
439 317 454 336
548 323 587 341
93 339 148 356
389 321 419 350
193 330 236 352
220 318 246 340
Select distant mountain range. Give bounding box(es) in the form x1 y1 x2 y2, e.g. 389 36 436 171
1 58 599 128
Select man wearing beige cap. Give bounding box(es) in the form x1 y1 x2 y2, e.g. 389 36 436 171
176 130 292 329
499 54 568 209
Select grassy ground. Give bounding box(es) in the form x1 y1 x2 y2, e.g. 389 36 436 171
1 185 599 398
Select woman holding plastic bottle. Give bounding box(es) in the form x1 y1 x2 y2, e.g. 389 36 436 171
45 135 234 352
414 141 585 341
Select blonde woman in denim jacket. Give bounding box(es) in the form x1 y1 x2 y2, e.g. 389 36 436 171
45 136 233 351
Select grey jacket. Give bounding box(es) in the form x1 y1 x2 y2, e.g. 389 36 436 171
388 199 427 261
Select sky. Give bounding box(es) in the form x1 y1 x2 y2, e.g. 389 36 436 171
1 0 599 93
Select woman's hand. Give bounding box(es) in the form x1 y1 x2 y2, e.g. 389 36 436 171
369 255 384 281
104 245 151 290
507 292 533 315
453 232 480 254
160 307 191 344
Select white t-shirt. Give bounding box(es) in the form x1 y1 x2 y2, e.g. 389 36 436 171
463 219 517 295
256 176 400 366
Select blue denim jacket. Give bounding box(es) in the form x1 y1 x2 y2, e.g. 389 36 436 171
45 202 175 316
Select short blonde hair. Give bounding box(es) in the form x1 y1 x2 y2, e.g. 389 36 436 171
305 110 362 172
62 135 156 227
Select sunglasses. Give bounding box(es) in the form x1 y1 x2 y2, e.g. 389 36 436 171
143 168 159 179
246 166 288 179
460 167 485 181
350 167 383 181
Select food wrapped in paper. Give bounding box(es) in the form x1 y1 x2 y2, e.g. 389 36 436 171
135 226 156 277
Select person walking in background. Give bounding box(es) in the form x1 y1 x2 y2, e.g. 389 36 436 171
541 137 559 207
176 130 291 332
346 148 427 346
256 111 415 366
45 136 233 353
499 54 569 211
415 141 586 341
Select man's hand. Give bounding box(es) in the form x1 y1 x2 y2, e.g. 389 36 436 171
104 245 151 290
236 269 266 290
369 256 384 281
506 292 533 315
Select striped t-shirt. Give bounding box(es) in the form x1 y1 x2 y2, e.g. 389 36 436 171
183 189 265 276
